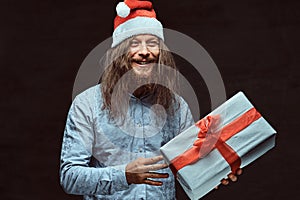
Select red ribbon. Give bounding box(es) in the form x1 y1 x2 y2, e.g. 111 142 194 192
169 107 261 176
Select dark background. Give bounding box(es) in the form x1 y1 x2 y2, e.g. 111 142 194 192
1 0 299 199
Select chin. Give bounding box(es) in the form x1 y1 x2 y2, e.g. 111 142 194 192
134 72 152 79
132 66 154 78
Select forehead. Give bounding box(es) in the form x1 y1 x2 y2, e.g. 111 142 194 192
131 34 159 41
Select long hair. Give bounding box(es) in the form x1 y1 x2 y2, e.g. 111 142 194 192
100 37 180 121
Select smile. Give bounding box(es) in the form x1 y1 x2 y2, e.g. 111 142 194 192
137 61 150 65
136 61 152 65
133 60 155 67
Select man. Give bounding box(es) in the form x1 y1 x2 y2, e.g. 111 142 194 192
60 1 240 199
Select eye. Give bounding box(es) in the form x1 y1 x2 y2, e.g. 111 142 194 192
147 40 159 48
130 40 140 47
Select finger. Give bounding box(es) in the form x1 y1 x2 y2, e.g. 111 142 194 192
221 179 229 185
145 163 168 171
142 155 164 165
144 179 163 186
228 173 237 182
145 172 169 179
236 168 243 175
142 172 169 186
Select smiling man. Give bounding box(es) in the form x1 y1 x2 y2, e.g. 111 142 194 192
129 35 159 77
60 1 240 199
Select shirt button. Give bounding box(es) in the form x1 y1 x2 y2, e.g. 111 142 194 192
139 148 143 153
137 123 142 127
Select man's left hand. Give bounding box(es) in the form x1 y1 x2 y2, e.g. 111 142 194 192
215 168 243 189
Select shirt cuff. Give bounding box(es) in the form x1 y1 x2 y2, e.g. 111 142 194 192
111 164 130 191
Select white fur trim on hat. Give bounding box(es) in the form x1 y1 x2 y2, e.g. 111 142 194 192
112 17 164 47
116 2 130 18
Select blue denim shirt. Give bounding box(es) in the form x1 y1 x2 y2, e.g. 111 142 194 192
60 85 194 200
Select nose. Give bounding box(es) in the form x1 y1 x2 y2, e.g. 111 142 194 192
138 43 150 58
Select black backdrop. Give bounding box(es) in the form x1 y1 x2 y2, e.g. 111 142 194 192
1 0 299 199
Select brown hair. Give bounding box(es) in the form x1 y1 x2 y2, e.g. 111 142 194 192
100 37 180 121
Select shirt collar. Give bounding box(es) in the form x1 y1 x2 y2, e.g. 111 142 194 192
128 90 157 105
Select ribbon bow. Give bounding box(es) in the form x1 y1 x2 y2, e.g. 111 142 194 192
170 107 261 176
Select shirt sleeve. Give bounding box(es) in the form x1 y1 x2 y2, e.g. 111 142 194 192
59 93 129 195
178 96 195 134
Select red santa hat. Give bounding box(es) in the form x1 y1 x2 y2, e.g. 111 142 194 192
112 0 164 47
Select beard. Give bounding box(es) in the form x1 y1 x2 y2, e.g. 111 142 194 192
127 55 158 95
129 64 159 98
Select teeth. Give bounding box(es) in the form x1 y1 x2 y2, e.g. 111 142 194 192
138 61 148 65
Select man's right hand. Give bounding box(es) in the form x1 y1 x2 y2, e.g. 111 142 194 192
125 155 169 186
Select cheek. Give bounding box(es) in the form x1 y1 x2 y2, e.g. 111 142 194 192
151 49 160 57
129 47 138 57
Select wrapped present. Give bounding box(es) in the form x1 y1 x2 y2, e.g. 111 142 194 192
160 92 277 200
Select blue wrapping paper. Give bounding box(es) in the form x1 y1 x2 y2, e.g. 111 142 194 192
160 92 277 200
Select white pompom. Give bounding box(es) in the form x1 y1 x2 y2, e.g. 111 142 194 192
116 2 130 18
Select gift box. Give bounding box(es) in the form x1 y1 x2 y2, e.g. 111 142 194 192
160 92 277 200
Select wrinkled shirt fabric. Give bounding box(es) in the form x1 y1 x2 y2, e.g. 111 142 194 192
60 85 194 200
